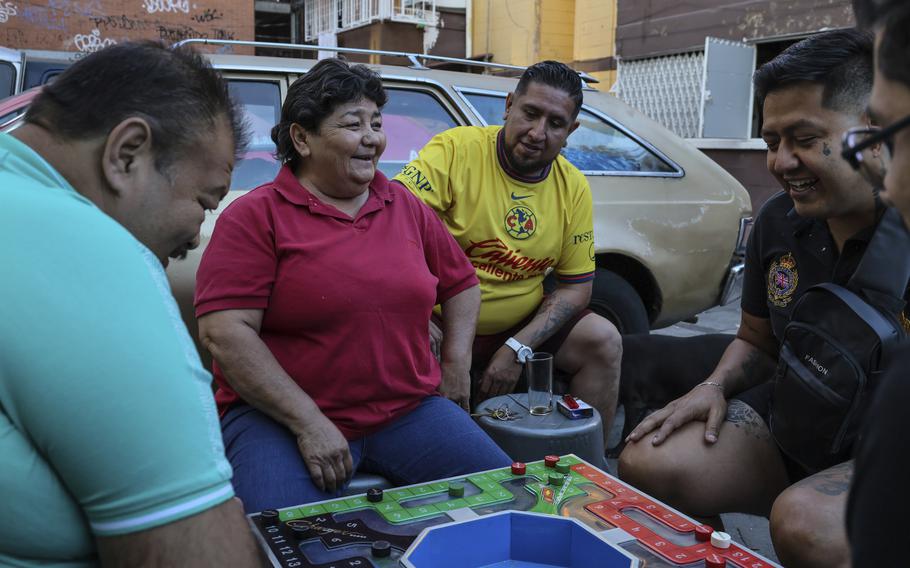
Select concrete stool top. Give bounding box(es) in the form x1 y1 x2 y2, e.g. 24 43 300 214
474 394 606 470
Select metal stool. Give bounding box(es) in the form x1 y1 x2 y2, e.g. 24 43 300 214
474 394 606 469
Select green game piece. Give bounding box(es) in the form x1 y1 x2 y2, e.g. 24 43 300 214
548 473 563 486
555 462 570 474
448 482 465 497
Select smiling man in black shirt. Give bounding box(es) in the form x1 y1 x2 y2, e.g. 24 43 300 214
618 29 903 568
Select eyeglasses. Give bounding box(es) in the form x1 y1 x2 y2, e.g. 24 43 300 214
841 114 910 186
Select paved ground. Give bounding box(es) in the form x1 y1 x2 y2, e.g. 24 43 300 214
605 301 781 563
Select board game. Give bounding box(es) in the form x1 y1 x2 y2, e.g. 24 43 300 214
249 454 781 568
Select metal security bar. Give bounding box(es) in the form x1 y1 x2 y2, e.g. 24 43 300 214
614 52 705 139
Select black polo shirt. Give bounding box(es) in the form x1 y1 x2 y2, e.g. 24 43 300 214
741 191 909 342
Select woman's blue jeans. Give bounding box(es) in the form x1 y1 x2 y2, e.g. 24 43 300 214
221 395 512 513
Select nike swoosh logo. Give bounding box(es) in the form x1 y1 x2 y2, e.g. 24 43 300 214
511 192 532 200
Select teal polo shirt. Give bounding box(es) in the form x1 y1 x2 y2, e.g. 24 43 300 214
0 133 234 567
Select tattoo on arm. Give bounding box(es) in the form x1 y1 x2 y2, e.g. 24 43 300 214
719 348 774 396
528 294 579 345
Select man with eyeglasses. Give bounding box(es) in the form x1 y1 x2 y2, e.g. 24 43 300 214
846 1 910 565
619 28 910 567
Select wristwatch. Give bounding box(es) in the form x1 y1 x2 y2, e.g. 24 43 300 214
505 337 533 364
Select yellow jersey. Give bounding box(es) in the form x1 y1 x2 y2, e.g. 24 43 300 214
394 126 595 335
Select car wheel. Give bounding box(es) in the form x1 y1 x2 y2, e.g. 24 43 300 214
589 268 650 334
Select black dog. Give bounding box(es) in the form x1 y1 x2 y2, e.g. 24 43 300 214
607 333 736 456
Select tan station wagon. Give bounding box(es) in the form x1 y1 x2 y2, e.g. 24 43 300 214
2 41 751 348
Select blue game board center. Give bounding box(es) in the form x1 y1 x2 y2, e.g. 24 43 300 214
400 510 637 568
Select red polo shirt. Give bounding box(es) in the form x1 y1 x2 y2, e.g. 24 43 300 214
195 166 478 439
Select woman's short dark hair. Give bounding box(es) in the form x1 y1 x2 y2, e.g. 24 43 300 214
272 58 387 168
25 41 248 173
753 28 874 116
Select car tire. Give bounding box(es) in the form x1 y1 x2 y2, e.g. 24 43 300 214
589 268 650 334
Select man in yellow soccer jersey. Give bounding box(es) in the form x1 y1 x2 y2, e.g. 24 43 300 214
393 60 621 443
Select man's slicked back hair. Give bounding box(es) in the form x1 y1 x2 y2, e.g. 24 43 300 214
853 0 910 88
515 60 583 117
25 41 248 171
753 28 874 116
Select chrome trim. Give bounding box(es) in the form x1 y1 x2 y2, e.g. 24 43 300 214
452 86 499 125
735 216 753 256
720 263 745 306
453 87 685 178
174 38 599 83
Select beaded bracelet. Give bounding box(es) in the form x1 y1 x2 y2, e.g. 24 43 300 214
697 380 724 392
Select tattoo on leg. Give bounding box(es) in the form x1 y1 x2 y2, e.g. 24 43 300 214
807 461 853 497
822 141 832 156
725 400 771 441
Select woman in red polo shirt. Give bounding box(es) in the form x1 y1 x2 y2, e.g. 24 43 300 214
194 58 511 513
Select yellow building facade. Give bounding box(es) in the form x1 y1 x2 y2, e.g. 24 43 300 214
472 0 618 88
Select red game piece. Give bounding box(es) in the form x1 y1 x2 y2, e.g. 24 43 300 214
695 524 713 542
705 553 726 568
511 462 526 475
544 455 560 468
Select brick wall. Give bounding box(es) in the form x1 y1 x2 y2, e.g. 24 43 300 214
0 0 254 54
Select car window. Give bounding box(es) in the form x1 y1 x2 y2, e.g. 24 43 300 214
0 62 15 99
378 88 459 178
460 91 676 174
228 80 282 191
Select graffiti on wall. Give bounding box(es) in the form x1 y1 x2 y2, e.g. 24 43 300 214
142 0 188 15
73 27 114 51
0 0 251 52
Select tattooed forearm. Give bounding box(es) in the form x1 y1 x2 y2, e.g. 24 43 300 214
527 293 582 345
725 400 772 441
716 346 776 395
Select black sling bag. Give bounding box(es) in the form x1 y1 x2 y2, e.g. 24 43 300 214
770 207 910 473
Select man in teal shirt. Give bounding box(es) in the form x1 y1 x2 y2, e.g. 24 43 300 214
0 42 262 566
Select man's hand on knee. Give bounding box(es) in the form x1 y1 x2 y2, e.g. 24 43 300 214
626 383 727 446
477 346 523 401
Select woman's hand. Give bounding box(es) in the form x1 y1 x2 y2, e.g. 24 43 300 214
439 360 471 410
294 412 353 493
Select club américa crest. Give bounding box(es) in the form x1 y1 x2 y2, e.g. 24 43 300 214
768 252 799 308
504 205 536 240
